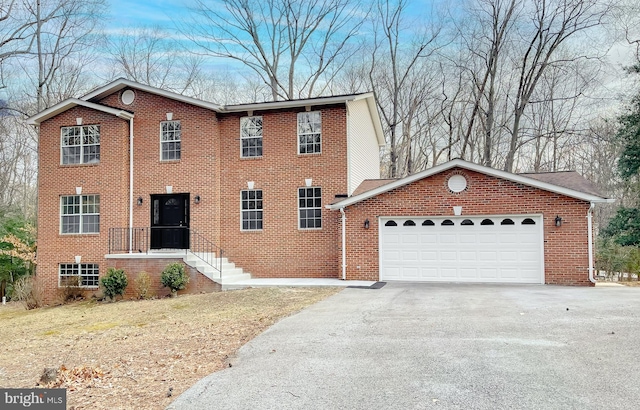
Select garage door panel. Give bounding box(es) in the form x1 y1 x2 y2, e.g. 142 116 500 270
479 268 498 279
440 234 457 243
382 250 400 261
420 234 437 244
459 234 477 243
479 251 497 262
420 251 437 262
440 251 457 261
402 267 420 278
460 268 477 278
380 215 543 284
401 251 419 261
420 267 438 278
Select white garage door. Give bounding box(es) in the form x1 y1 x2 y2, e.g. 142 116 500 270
379 215 544 284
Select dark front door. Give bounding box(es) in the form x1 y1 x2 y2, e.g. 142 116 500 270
151 194 190 249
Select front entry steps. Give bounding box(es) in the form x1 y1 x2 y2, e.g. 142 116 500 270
183 252 252 287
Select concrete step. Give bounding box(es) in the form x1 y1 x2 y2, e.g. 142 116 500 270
183 251 251 285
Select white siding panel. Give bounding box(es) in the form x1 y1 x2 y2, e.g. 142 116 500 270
346 99 381 195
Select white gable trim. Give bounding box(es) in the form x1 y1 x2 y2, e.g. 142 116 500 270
27 98 134 125
81 78 223 112
327 159 613 209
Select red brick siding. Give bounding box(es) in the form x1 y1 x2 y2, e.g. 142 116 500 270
37 106 130 303
36 89 347 303
340 168 593 286
110 258 221 298
217 107 346 278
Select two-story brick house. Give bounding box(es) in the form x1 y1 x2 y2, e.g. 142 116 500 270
28 78 612 303
28 78 384 301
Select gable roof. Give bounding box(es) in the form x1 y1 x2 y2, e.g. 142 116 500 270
520 171 606 198
26 98 134 125
81 78 224 112
28 78 385 145
328 159 614 209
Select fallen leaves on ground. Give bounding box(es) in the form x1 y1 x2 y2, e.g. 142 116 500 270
0 287 340 409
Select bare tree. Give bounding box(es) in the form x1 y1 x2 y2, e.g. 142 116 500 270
0 0 36 89
107 26 205 95
369 0 441 177
183 0 366 101
503 0 612 172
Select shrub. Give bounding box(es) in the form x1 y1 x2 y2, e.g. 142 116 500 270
160 263 189 297
134 271 153 299
100 268 128 301
55 275 84 304
12 275 44 310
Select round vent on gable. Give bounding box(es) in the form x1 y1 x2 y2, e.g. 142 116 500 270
121 89 135 105
447 174 467 193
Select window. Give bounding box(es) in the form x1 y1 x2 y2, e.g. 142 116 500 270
61 125 100 164
240 116 263 157
403 220 416 226
241 189 263 230
385 220 397 226
461 219 474 225
61 195 100 234
501 218 515 225
522 218 536 225
298 187 322 229
161 121 181 160
422 220 435 226
59 263 99 288
441 219 454 226
298 111 321 154
481 219 494 225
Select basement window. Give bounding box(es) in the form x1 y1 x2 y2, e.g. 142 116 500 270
59 263 99 288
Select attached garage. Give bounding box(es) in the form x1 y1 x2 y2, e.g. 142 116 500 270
379 215 543 284
329 159 613 286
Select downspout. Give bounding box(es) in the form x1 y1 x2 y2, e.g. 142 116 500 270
128 117 134 254
340 207 347 280
587 202 596 283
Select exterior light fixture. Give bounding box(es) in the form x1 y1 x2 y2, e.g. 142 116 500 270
137 197 143 206
364 219 370 229
555 215 562 227
194 195 201 204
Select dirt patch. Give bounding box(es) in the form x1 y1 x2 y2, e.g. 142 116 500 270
618 281 640 286
0 287 341 409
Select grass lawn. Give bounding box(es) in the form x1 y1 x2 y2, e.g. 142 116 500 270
0 287 340 409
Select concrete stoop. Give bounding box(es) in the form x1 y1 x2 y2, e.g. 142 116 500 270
183 252 252 287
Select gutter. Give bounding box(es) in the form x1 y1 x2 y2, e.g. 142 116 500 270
587 202 596 283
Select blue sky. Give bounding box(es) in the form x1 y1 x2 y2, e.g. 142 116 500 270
107 0 184 29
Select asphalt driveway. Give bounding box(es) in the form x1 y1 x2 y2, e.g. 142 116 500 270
168 283 640 409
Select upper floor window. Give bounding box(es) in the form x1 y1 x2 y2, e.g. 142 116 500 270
241 189 263 230
298 187 322 229
60 194 100 234
161 121 181 161
240 116 263 157
298 111 321 154
61 125 100 165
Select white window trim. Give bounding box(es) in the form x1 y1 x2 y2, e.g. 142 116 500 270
58 263 99 289
240 116 263 158
60 125 100 165
60 194 100 235
298 186 322 230
240 189 263 231
160 120 181 161
297 111 322 155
